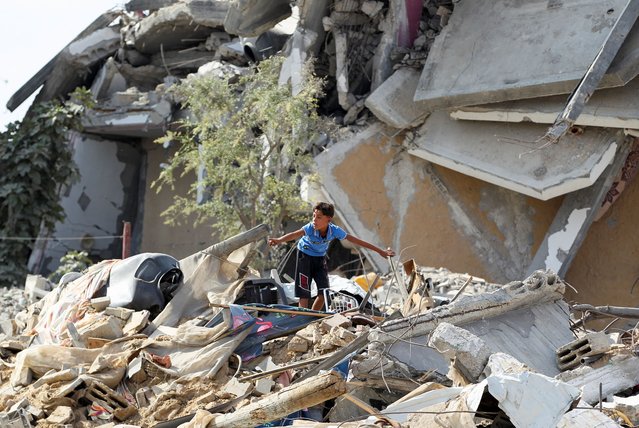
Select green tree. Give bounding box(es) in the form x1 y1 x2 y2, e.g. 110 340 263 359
0 91 89 287
155 56 331 247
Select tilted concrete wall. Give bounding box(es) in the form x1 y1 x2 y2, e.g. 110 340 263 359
566 170 639 309
316 122 639 306
315 123 560 283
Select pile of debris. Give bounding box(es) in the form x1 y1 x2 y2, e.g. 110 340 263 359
1 225 639 427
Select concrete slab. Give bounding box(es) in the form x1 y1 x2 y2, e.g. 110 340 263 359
408 111 622 200
526 137 632 277
224 0 291 37
451 77 639 130
377 301 573 378
82 99 172 138
365 67 429 129
413 0 636 110
132 1 228 54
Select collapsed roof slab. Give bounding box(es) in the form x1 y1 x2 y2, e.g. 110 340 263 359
451 77 639 131
82 99 173 138
34 27 121 107
413 0 638 110
408 111 622 200
132 1 229 54
224 0 291 37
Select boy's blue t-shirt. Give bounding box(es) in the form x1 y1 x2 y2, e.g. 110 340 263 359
297 222 347 256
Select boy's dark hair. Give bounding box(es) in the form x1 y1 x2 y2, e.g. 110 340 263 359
314 202 335 217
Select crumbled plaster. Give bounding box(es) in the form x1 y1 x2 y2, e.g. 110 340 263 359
545 208 589 273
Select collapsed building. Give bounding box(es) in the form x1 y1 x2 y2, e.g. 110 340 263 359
4 0 639 426
6 0 639 312
1 228 638 427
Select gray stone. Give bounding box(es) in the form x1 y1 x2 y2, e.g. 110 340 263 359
414 0 636 110
428 322 492 381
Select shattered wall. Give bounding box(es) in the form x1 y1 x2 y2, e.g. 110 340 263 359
28 133 142 273
316 123 562 283
9 0 639 309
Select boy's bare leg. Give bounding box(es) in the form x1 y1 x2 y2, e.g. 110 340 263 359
311 294 325 311
299 297 310 309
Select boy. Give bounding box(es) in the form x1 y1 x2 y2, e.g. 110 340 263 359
268 202 395 310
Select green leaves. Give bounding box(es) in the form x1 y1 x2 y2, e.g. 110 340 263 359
155 56 332 262
0 99 82 287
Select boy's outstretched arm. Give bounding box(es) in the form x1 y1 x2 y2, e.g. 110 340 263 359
345 234 395 258
268 229 304 246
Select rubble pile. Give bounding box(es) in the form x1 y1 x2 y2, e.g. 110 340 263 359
1 226 639 427
4 0 639 426
0 287 28 328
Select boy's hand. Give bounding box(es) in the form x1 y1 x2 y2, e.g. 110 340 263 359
268 237 281 246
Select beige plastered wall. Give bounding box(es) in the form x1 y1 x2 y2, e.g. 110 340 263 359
140 140 219 259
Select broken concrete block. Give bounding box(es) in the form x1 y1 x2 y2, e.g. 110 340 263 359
66 322 85 348
296 324 321 344
483 352 529 378
7 398 28 413
224 0 291 37
223 377 252 398
128 357 147 383
602 394 639 426
487 371 581 428
135 387 150 408
123 310 150 335
557 407 621 428
0 409 31 428
78 316 123 341
24 275 51 302
254 377 275 396
84 380 137 421
558 352 639 405
255 356 280 373
104 307 133 321
46 406 74 425
90 297 111 312
0 319 14 337
287 336 309 353
320 313 351 333
333 326 357 343
25 405 44 420
194 389 218 405
132 1 229 54
52 378 86 400
428 322 492 382
90 57 128 101
557 331 612 371
32 367 79 388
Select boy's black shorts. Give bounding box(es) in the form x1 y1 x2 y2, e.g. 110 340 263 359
295 250 329 298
